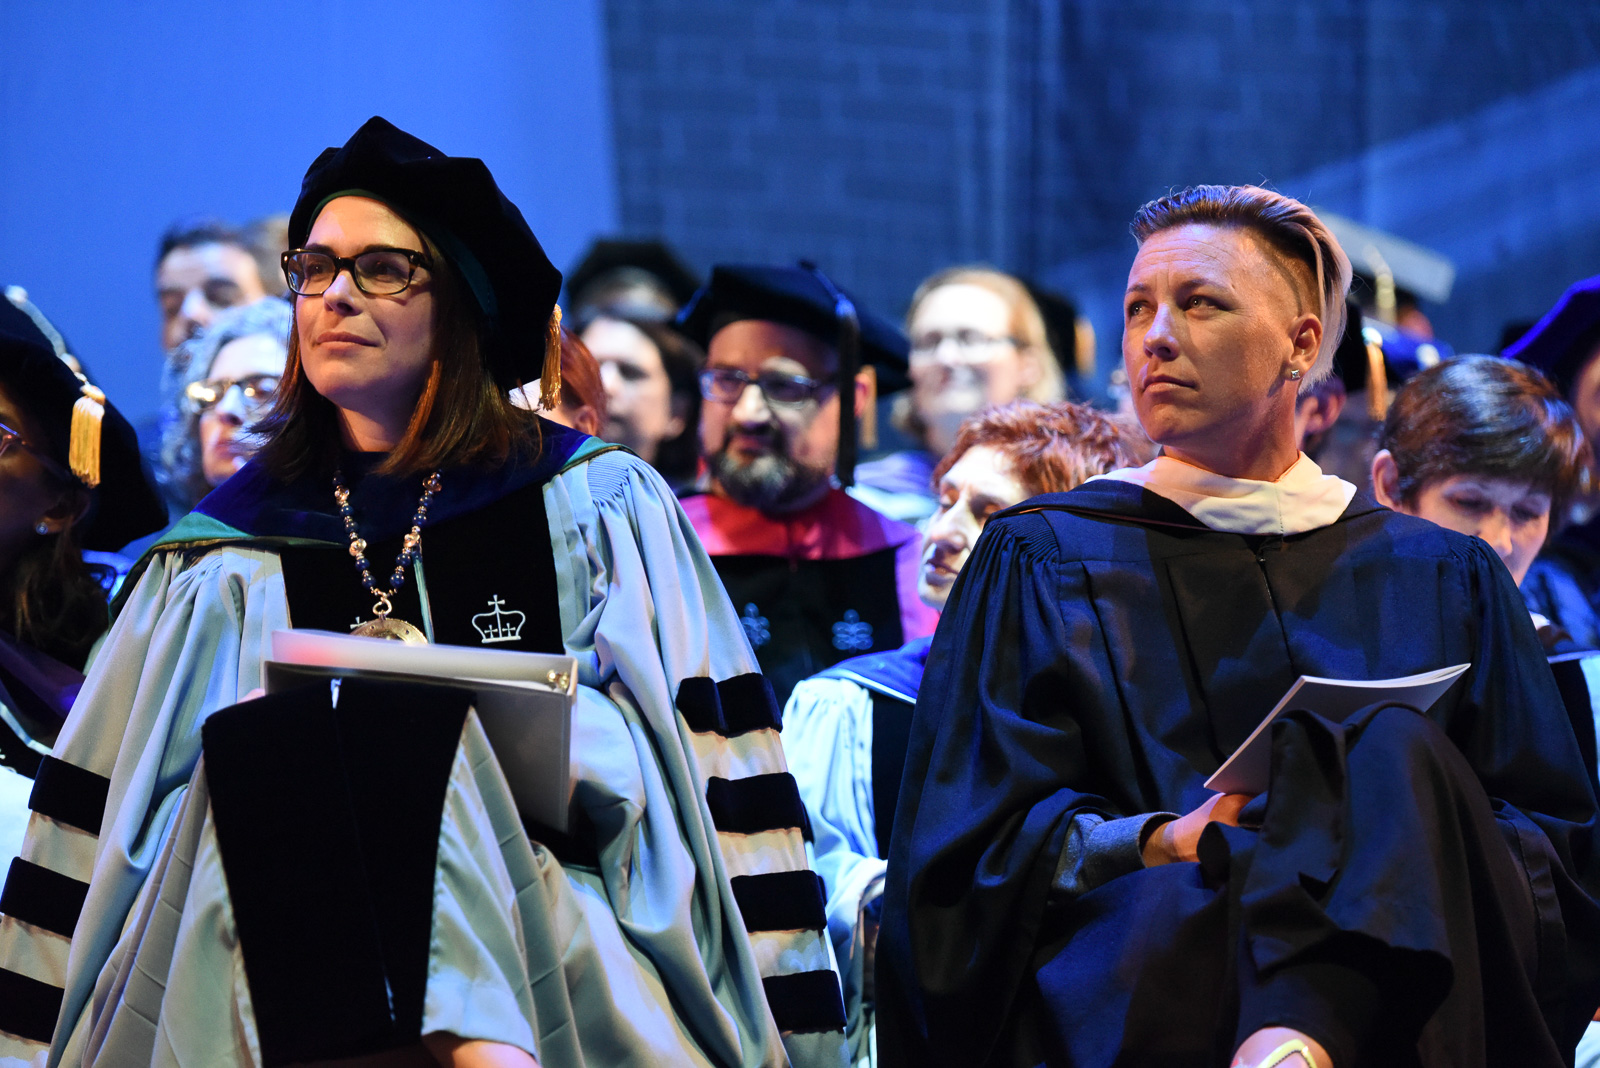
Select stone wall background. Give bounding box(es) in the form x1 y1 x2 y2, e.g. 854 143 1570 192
603 0 1600 391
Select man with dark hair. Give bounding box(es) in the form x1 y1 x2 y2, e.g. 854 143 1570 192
676 264 938 708
154 217 270 353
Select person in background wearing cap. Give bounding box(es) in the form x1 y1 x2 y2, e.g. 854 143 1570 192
157 297 291 511
1507 276 1600 648
676 264 939 710
876 186 1600 1068
0 119 843 1068
782 399 1143 1063
566 238 701 328
0 291 165 901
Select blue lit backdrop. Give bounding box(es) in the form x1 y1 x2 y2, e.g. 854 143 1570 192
0 0 616 424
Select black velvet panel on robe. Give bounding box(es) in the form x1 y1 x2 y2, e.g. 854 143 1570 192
710 547 904 708
280 481 564 654
871 692 916 861
877 481 1600 1068
202 678 472 1067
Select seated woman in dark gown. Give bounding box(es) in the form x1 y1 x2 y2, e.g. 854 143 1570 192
0 294 166 870
876 185 1600 1068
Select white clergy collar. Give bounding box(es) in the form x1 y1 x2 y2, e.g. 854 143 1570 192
1087 453 1357 536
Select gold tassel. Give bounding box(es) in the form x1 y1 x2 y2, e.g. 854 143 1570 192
1365 339 1389 422
69 380 105 487
541 305 563 411
859 365 878 450
1073 315 1096 379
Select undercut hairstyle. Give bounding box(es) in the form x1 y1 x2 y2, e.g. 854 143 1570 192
932 399 1149 498
252 230 539 481
1130 185 1352 389
1379 355 1588 519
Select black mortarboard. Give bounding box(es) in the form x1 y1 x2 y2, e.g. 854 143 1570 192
288 116 564 402
1502 275 1600 396
0 293 166 551
675 263 910 486
567 239 702 317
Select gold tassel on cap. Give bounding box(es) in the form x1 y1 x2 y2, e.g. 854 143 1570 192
69 379 105 487
540 305 563 411
859 365 878 450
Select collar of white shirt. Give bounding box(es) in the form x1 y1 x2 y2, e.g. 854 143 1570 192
1085 453 1358 536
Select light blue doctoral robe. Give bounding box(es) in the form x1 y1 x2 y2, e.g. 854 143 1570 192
0 442 844 1068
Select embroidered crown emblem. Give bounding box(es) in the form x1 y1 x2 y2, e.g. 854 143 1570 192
471 595 526 644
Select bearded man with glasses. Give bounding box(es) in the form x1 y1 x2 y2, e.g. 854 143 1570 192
676 265 938 707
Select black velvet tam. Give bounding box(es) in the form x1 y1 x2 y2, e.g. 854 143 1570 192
676 264 910 395
0 295 166 551
288 116 562 391
566 238 702 310
1503 274 1600 395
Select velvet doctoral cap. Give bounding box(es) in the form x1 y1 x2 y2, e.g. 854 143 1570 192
1502 275 1600 396
676 264 910 393
0 292 166 551
567 239 702 317
288 116 563 394
676 262 909 487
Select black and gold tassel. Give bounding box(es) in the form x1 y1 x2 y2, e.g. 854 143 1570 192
69 379 105 487
540 305 563 411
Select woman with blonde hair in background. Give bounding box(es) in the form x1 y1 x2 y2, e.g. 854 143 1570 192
853 266 1067 521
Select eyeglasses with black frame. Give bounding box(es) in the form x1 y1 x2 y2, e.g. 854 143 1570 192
698 367 832 409
281 248 433 297
184 374 281 415
0 420 73 482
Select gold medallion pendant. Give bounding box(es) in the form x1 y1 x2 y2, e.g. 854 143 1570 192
332 469 442 646
351 591 429 644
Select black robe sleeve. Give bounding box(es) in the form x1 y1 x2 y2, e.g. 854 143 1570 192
876 511 1135 1067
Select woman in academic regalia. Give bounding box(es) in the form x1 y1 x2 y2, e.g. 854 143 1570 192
0 118 842 1068
876 186 1600 1068
0 293 166 869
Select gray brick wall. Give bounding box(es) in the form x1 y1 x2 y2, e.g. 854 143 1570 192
604 0 1600 366
605 0 1016 322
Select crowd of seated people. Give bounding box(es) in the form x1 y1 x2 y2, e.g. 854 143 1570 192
3 123 1600 1068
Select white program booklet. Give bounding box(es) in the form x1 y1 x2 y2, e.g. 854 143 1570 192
264 628 577 830
1203 663 1471 795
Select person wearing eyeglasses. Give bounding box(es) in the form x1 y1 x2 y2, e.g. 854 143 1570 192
0 291 165 891
157 297 291 510
0 120 843 1068
852 267 1068 523
676 265 939 709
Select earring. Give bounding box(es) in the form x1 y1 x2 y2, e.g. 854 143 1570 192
35 522 50 535
1288 368 1303 381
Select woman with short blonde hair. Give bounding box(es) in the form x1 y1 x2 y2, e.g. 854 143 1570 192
879 185 1600 1068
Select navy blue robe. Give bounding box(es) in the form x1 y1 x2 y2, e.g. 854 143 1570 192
877 481 1600 1067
